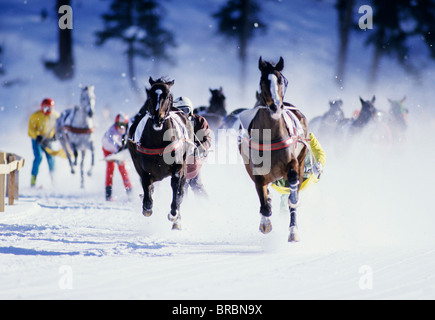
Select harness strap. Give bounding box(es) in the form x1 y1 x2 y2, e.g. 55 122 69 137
132 112 190 156
136 139 184 156
63 125 95 134
248 136 298 151
242 107 308 152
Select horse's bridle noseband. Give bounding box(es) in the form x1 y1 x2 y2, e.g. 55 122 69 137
259 71 288 109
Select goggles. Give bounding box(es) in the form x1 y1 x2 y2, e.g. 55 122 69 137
178 106 191 115
43 106 53 114
115 122 127 128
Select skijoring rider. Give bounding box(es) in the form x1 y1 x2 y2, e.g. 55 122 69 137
28 98 60 187
102 112 133 201
173 96 211 198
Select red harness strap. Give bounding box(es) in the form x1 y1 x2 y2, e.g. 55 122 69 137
248 136 298 152
64 125 95 134
136 139 184 156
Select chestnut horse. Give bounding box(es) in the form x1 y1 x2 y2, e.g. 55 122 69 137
239 57 309 242
128 77 193 230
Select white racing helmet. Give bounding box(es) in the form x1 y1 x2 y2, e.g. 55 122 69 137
173 96 193 115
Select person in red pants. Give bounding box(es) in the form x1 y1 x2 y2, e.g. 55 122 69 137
102 113 132 201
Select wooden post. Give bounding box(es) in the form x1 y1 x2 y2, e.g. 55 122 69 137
7 154 16 206
0 152 6 212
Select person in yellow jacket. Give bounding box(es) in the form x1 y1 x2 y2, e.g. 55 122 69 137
272 132 326 212
28 98 60 187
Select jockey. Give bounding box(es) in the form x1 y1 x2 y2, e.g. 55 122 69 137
102 112 133 201
28 98 60 187
272 132 326 211
173 96 212 197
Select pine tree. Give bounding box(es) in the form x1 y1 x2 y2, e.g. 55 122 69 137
213 0 266 94
364 0 435 88
95 0 176 91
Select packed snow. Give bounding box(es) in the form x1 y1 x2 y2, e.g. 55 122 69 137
1 0 435 300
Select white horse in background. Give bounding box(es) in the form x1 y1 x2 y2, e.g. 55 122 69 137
56 85 96 188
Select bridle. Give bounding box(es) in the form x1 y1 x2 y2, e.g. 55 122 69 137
244 71 304 152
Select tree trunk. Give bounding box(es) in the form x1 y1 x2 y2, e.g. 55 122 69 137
127 40 138 91
335 0 355 87
45 0 74 80
239 0 250 98
368 47 382 91
0 45 5 75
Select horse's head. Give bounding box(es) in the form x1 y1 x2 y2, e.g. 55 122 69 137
80 85 96 117
329 99 343 110
146 77 174 130
258 56 287 116
208 87 226 114
388 96 408 117
327 99 345 121
358 96 377 123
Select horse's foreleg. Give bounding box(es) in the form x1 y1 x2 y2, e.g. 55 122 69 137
287 159 301 242
288 207 300 242
168 171 185 230
87 142 94 177
80 150 85 188
255 181 272 234
287 159 300 208
73 147 78 167
61 138 75 174
141 175 153 217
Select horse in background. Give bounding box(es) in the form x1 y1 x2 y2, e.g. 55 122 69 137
336 95 391 146
55 85 96 188
194 87 227 132
350 96 377 132
128 77 193 230
386 96 408 143
238 56 309 242
388 96 408 129
309 99 346 139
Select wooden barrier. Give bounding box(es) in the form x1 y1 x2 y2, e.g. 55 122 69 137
0 151 25 212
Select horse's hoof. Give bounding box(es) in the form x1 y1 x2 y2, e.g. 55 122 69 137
87 171 92 177
288 226 300 242
259 216 272 234
143 209 152 217
168 211 179 222
172 220 181 231
168 212 181 230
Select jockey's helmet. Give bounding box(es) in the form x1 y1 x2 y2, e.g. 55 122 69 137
174 96 193 115
115 112 129 133
41 98 55 115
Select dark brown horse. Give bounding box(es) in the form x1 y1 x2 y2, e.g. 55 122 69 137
128 77 193 230
239 57 309 242
194 87 227 132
